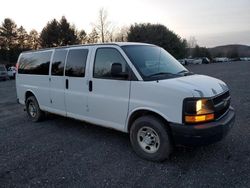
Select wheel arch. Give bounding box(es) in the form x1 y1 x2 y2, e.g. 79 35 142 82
25 90 36 103
126 108 172 133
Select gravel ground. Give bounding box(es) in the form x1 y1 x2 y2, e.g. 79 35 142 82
0 61 250 187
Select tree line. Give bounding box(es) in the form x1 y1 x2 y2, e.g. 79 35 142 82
0 9 212 64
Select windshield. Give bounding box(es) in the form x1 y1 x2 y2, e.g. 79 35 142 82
122 45 188 80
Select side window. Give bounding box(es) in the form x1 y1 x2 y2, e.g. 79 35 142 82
18 51 52 75
94 48 129 79
51 49 67 76
65 49 88 77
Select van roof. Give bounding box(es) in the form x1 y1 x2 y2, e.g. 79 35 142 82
21 42 154 54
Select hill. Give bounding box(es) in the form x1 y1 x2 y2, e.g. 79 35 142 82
209 44 250 57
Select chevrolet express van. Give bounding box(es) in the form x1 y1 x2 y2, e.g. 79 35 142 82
16 43 235 161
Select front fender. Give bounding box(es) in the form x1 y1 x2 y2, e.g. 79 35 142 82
125 107 171 132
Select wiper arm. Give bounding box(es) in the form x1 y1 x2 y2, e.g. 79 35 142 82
177 70 189 74
177 70 193 76
147 71 193 79
148 72 177 77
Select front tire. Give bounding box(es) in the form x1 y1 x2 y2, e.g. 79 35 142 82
130 115 173 162
25 96 45 122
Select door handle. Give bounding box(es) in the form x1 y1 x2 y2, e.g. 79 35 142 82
66 79 69 89
89 80 93 92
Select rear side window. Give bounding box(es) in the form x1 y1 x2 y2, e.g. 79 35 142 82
51 49 67 76
94 48 128 79
65 49 88 77
18 51 52 75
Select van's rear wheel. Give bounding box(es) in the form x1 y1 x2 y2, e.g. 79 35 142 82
26 96 44 122
130 115 173 162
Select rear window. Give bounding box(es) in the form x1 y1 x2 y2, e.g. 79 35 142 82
18 51 52 75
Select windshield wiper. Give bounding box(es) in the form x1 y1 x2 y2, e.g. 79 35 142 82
177 70 193 76
148 72 178 78
177 70 188 74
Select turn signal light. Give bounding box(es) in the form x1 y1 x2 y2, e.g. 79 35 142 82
185 113 214 123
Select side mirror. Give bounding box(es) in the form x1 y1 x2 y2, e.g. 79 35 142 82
111 63 128 79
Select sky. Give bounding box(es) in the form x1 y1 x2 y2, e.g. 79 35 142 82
0 0 250 47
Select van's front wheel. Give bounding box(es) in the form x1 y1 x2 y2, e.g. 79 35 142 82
26 96 45 122
130 116 173 162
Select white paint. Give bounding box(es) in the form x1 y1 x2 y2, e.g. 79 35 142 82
16 42 229 133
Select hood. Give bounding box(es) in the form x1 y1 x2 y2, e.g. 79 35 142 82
158 74 229 98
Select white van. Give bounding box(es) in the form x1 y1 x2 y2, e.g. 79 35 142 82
16 43 235 161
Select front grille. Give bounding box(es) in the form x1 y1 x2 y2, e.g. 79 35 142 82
213 91 230 119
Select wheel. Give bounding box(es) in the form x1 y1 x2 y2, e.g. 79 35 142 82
130 115 173 162
25 96 45 122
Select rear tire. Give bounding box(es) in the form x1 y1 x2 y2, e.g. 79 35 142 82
130 115 173 162
25 96 45 122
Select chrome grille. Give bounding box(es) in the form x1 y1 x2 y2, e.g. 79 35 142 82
213 91 230 119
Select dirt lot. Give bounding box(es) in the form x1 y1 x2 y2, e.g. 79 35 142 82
0 61 250 187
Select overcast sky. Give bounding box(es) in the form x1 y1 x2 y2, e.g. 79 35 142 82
1 0 250 47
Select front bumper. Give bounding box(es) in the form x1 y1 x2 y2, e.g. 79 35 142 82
169 106 235 146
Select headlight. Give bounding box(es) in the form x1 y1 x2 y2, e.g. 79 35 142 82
183 98 214 124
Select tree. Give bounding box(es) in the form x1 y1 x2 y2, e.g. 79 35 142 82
40 17 78 48
40 19 60 47
227 50 239 58
181 39 188 58
192 45 211 58
114 26 129 42
187 36 197 49
94 8 111 43
108 26 116 42
0 18 18 50
127 23 187 58
17 26 29 49
187 36 197 57
77 29 87 44
28 29 40 50
0 18 19 62
58 16 78 46
193 45 201 58
87 28 99 43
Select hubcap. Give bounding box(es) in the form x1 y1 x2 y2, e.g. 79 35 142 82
28 102 37 118
137 126 160 153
